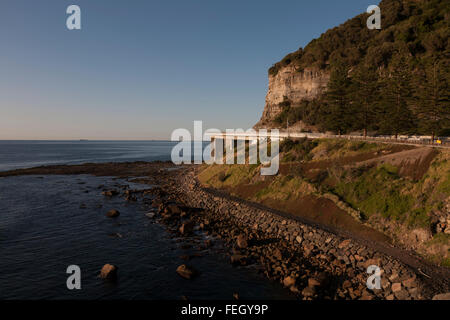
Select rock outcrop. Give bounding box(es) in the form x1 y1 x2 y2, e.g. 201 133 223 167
255 65 329 128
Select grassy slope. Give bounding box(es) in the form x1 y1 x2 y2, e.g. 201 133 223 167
198 139 450 266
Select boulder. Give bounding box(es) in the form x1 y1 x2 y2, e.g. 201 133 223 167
391 283 402 293
273 248 283 261
179 221 194 235
302 286 316 298
230 254 247 266
432 293 450 300
308 278 321 287
102 190 119 197
99 264 118 280
283 276 296 288
106 209 120 218
145 212 156 219
176 264 197 280
236 234 248 249
167 204 182 215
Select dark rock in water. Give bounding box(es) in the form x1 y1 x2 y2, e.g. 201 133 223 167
145 212 156 219
151 199 163 208
99 264 118 280
302 286 316 298
106 209 120 218
176 264 197 280
236 234 248 249
283 276 296 288
102 190 119 197
179 221 194 235
230 254 247 266
166 204 182 215
79 203 87 209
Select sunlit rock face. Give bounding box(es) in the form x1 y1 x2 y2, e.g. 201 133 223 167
255 65 329 128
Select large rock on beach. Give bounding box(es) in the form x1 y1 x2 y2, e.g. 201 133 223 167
106 209 120 218
99 264 118 280
179 221 194 235
236 234 248 249
176 264 197 280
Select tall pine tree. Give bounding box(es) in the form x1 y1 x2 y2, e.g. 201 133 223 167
323 60 353 135
351 64 381 137
416 57 450 141
379 54 415 138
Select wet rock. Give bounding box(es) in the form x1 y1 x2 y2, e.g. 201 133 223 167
302 286 316 298
236 234 248 249
283 276 296 288
290 286 300 294
99 264 118 280
179 221 194 235
106 209 120 218
145 212 156 219
167 204 182 215
230 254 247 266
308 278 321 287
102 190 119 197
432 293 450 300
176 264 197 280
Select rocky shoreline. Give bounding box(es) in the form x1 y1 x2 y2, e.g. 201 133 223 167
148 166 450 300
2 161 449 300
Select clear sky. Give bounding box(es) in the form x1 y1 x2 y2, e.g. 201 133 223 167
0 0 377 140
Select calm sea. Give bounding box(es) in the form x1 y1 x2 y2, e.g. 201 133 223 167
0 140 179 172
0 141 291 300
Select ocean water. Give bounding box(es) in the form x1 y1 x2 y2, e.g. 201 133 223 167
0 140 179 172
0 141 291 300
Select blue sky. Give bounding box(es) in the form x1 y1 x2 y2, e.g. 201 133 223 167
0 0 377 140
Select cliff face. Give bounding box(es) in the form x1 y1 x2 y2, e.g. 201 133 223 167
255 65 329 127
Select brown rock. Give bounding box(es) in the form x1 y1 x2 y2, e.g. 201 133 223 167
176 264 197 280
167 204 182 215
236 234 248 249
283 276 296 288
102 190 118 197
302 286 316 298
99 264 118 279
308 278 321 287
391 283 402 293
290 286 300 294
338 239 351 249
402 277 416 288
230 254 247 266
432 293 450 300
273 248 283 261
106 209 120 218
179 221 194 235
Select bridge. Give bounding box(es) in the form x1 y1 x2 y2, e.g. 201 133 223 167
206 131 450 148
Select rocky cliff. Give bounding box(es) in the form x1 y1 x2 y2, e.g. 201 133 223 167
255 65 329 128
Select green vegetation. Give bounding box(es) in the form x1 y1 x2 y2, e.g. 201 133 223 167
280 138 318 162
333 164 416 223
269 0 450 136
197 138 450 265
